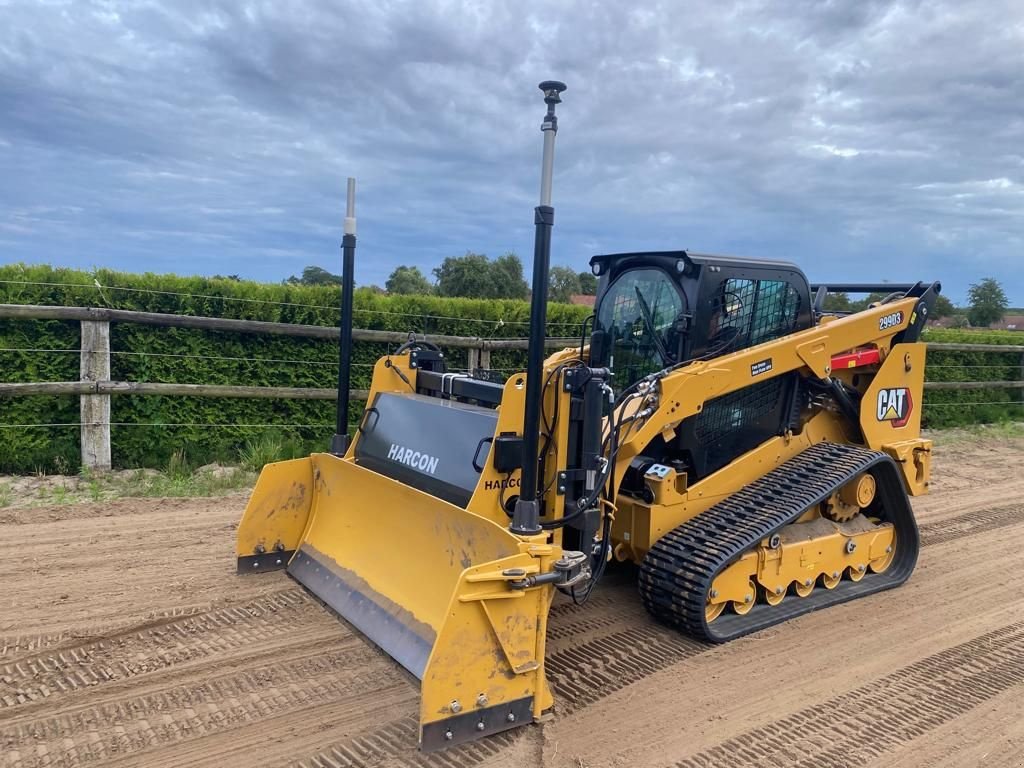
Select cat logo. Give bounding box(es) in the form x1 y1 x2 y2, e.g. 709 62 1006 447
876 387 913 428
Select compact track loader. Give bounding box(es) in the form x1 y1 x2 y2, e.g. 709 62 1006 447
236 82 940 749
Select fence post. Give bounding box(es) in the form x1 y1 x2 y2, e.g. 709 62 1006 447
80 320 111 471
479 347 491 371
467 346 480 373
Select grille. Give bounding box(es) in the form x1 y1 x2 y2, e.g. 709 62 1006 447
709 278 801 354
696 377 784 444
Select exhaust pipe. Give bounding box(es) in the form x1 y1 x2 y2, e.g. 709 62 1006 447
510 80 567 535
330 177 357 456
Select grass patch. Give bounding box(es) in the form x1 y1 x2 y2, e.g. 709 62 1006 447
927 420 1024 445
239 432 301 472
1 464 257 510
2 436 288 509
113 466 256 498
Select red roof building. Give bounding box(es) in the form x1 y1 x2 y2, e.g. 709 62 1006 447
569 294 596 307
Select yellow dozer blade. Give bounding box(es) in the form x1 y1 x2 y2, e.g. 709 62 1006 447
236 453 556 749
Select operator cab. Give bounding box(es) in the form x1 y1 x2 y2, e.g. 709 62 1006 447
590 251 813 388
589 251 814 481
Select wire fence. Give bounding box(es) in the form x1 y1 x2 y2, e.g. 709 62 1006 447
922 402 1024 408
2 295 1023 471
4 405 1024 431
0 422 330 428
0 346 523 375
0 346 374 367
0 278 589 331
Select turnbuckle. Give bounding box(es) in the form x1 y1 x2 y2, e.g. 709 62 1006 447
505 550 591 590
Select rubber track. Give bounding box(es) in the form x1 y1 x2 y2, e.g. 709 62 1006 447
639 441 920 642
674 620 1024 768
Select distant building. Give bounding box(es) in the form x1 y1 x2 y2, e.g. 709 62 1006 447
569 294 596 307
991 315 1024 331
926 314 1024 331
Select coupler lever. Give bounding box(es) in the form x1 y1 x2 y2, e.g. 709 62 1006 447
507 550 591 590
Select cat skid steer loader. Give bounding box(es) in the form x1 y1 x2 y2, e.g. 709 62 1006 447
236 82 940 750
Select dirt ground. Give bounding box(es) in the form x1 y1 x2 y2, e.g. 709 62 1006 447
3 435 1024 768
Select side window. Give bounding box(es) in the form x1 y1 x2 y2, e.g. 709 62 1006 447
707 278 801 354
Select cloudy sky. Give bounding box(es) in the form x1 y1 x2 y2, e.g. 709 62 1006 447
1 0 1022 303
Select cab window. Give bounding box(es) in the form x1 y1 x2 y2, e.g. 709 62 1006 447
707 278 801 354
596 268 684 389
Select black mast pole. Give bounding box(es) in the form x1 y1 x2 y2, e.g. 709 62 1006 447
510 80 567 536
330 177 357 456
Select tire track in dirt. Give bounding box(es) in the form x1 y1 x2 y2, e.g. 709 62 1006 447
284 505 1024 768
917 503 1023 547
285 713 534 768
0 635 73 661
1 640 408 768
672 620 1024 768
0 589 313 708
4 463 1023 768
0 607 218 664
249 501 1024 768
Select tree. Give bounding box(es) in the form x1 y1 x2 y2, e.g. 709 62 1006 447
949 314 970 328
434 252 494 298
577 271 598 295
548 266 581 303
386 265 433 295
433 252 529 299
851 292 888 312
967 277 1008 327
932 294 956 319
821 292 852 312
287 266 342 286
489 253 530 299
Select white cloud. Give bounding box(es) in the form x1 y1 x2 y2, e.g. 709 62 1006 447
811 144 861 157
0 0 1021 304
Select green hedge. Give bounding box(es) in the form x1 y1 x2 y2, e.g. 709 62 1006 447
920 328 1024 429
2 263 1021 472
0 264 590 472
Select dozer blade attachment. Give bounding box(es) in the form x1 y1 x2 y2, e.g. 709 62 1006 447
236 457 314 573
240 453 555 750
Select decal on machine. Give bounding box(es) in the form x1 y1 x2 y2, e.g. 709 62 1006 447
387 443 440 474
484 477 520 491
750 358 773 377
879 310 904 331
876 387 913 428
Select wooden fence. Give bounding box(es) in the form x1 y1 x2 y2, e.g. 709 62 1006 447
2 303 1023 470
0 303 577 470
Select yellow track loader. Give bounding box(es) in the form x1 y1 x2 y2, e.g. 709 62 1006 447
236 81 940 750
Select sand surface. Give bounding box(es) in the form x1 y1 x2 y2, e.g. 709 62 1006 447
2 435 1022 767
